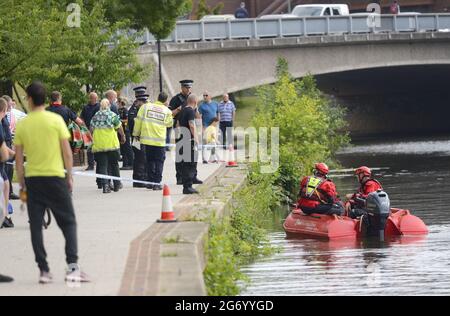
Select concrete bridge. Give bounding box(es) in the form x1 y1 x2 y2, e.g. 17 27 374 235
123 14 450 135
125 14 450 98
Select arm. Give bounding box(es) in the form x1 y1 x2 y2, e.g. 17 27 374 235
117 126 126 144
14 145 25 190
61 139 74 192
189 120 198 145
132 107 144 138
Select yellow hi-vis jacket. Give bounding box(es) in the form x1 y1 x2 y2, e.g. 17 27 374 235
132 101 173 147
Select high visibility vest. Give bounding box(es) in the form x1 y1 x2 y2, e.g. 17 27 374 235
305 176 324 197
133 101 173 147
300 176 330 204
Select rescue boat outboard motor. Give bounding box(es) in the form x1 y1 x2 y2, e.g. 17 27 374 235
364 190 390 241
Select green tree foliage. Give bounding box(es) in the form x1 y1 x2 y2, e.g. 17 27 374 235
252 58 349 199
107 0 193 39
0 0 146 111
195 0 224 19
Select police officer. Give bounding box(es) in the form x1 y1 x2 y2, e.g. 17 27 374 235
133 92 173 190
169 80 202 186
129 87 149 188
178 94 200 194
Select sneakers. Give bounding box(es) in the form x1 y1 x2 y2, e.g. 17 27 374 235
1 217 14 228
39 271 53 284
9 193 20 200
65 265 91 283
0 274 13 283
102 184 111 194
183 187 199 195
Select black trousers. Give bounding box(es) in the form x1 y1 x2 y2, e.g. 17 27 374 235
176 138 197 182
120 130 134 167
133 145 147 184
302 202 344 216
145 145 166 184
87 148 95 168
180 141 198 189
219 121 233 148
5 160 14 194
26 177 78 273
94 150 121 186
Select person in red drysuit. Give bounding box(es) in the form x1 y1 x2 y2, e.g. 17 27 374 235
297 163 344 216
345 166 383 218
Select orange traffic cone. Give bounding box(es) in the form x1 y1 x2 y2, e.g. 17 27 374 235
226 144 238 168
157 185 177 223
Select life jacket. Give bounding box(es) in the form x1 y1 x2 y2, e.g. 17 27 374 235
300 176 332 204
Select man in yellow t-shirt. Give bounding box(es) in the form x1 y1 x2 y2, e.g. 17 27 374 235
14 82 90 285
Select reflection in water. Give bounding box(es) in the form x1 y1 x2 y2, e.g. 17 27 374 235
241 136 450 295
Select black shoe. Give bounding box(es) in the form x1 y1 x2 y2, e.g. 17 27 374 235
183 187 199 195
193 178 203 185
102 184 111 194
153 184 163 191
113 183 122 192
85 166 95 171
1 218 14 228
203 160 208 164
120 166 133 171
133 183 147 188
0 274 13 283
97 183 102 189
176 179 183 185
9 193 20 200
146 184 154 190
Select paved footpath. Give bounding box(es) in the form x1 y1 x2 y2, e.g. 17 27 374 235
0 151 221 296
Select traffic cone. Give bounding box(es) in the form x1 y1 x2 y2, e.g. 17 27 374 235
157 185 177 223
226 144 238 168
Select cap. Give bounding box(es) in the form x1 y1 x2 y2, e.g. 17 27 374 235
180 80 194 88
136 94 149 101
133 86 147 97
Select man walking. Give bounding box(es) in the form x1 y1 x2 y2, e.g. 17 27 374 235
15 82 90 284
133 92 173 191
80 92 100 171
218 93 236 148
177 94 200 195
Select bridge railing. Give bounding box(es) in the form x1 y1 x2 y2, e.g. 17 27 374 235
138 14 450 44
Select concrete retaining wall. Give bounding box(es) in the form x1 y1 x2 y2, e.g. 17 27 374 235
118 165 247 296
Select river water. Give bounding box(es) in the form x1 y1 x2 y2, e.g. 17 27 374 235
240 135 450 296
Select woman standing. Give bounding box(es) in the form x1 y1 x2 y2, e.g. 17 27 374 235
91 98 126 193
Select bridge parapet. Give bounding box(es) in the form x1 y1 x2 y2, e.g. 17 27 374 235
137 14 450 44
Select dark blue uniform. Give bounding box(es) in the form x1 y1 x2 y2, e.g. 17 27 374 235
129 101 147 187
169 93 189 183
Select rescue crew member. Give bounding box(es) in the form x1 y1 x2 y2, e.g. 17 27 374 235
297 163 344 216
133 92 173 191
177 94 200 195
169 80 202 186
345 166 383 218
128 87 149 188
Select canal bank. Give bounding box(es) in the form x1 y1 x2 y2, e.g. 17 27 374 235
119 164 249 296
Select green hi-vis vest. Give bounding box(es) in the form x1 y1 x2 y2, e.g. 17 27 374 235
305 176 324 198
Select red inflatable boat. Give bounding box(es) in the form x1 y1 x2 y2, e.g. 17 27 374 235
283 208 428 240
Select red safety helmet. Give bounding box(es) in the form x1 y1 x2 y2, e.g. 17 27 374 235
355 166 372 177
314 163 329 175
